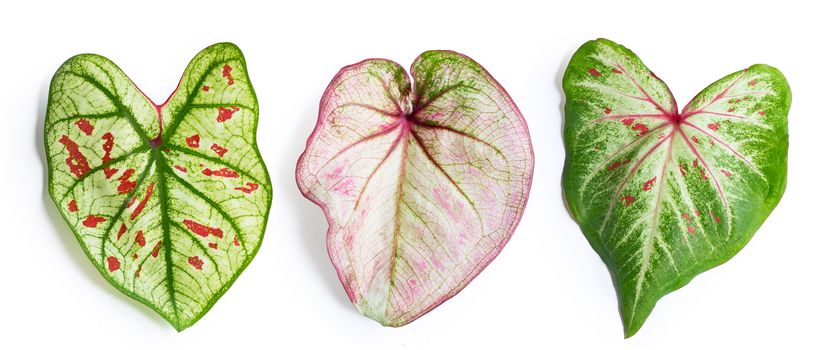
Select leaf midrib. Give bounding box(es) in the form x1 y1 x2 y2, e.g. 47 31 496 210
329 81 497 321
65 55 253 328
578 65 764 326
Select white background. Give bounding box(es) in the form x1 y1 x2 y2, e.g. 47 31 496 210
1 0 816 348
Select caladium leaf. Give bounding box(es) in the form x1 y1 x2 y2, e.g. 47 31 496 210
296 51 534 326
562 38 790 337
45 43 271 331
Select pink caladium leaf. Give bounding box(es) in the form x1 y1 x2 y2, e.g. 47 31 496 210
297 51 534 326
563 39 790 337
45 43 272 330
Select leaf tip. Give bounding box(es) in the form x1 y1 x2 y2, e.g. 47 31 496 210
195 42 248 67
207 41 242 52
622 312 647 339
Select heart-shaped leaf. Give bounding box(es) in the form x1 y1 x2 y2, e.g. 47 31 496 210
45 43 272 330
296 51 534 326
562 38 790 337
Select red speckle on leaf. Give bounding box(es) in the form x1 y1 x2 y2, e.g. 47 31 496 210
331 178 356 196
129 182 155 221
74 119 94 136
132 253 138 260
428 112 444 119
633 123 649 137
203 85 210 91
151 241 162 258
691 160 707 179
682 213 691 222
117 224 126 240
427 256 443 271
106 256 120 272
607 161 622 171
116 169 137 194
687 226 695 235
692 136 700 144
186 134 200 148
694 209 701 217
679 163 687 176
235 182 259 194
82 215 106 228
604 108 612 115
758 111 765 116
101 132 114 163
325 166 344 180
708 123 720 131
127 196 136 208
621 118 635 126
174 165 187 173
68 200 78 212
183 219 224 238
727 107 735 112
208 243 218 250
135 266 141 278
222 64 235 85
234 235 240 247
135 230 146 247
710 210 722 223
622 195 635 207
210 143 228 157
588 68 601 77
217 107 240 123
202 167 239 178
721 169 732 177
612 68 623 74
104 167 118 179
59 135 91 178
642 176 657 191
188 256 204 270
749 79 758 86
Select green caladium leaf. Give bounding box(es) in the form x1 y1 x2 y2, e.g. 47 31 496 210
45 43 271 330
296 51 534 326
562 38 790 337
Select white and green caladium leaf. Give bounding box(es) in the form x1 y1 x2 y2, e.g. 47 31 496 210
45 43 271 331
563 38 790 337
296 51 534 326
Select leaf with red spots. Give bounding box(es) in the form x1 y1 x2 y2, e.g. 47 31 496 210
296 51 534 326
562 38 790 337
45 43 272 331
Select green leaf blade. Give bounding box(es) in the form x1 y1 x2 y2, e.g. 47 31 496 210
45 43 272 330
562 39 790 337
